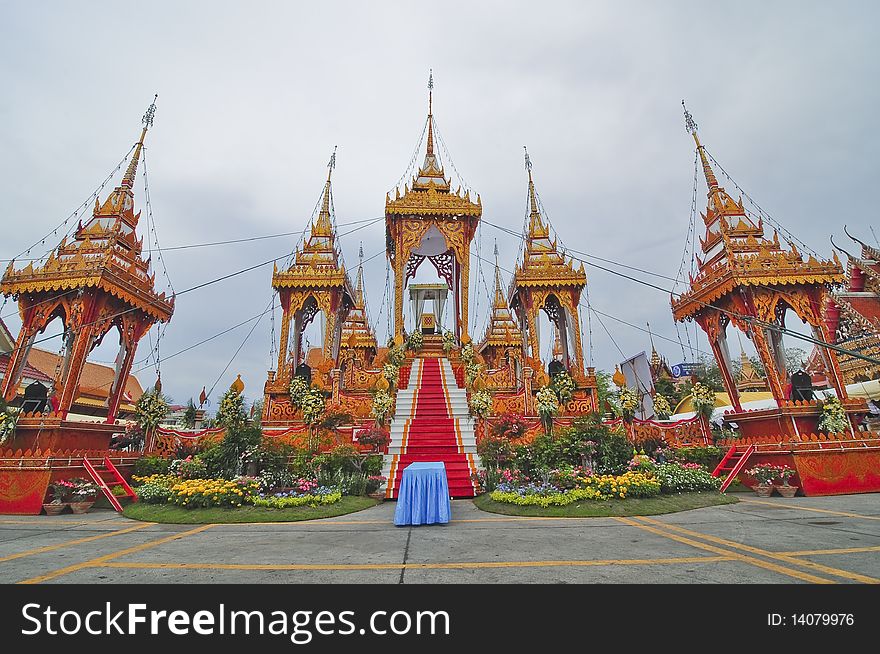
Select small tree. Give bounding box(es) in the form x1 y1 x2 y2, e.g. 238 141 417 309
183 399 198 429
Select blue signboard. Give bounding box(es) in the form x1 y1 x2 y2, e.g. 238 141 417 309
671 362 701 378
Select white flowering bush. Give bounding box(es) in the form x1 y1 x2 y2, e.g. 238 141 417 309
289 375 309 407
653 394 672 420
469 390 492 418
818 396 849 433
536 385 560 435
371 389 394 425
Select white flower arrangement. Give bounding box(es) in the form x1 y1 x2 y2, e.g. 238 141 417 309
442 330 457 354
406 330 424 351
387 344 406 367
469 390 492 418
690 382 716 418
652 393 672 420
288 375 310 407
216 388 245 429
460 343 476 364
618 387 639 421
135 390 170 431
382 363 399 386
371 389 394 424
551 370 576 403
818 395 849 433
465 362 483 387
299 386 326 426
0 406 19 446
536 386 560 418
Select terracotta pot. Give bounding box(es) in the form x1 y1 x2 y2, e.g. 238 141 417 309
777 485 798 498
754 484 773 497
69 500 95 514
43 503 67 516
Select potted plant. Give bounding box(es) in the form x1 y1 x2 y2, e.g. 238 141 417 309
67 477 100 513
356 425 391 453
44 480 73 516
745 463 779 497
775 465 798 497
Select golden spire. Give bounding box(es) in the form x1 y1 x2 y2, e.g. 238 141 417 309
313 146 336 237
524 146 547 237
682 100 719 192
426 69 434 157
355 242 365 306
493 240 506 309
122 94 157 189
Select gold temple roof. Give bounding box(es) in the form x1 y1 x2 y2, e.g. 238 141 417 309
671 114 844 321
1 99 174 322
272 163 353 294
385 84 481 219
478 248 523 351
341 249 377 351
511 159 586 292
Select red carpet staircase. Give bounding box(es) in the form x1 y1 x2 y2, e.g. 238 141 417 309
382 356 480 499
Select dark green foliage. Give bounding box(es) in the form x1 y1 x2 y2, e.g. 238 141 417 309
132 455 171 477
202 425 263 479
674 446 725 469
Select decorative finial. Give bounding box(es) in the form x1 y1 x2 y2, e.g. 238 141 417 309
327 145 337 181
359 241 364 262
428 69 433 115
524 146 532 172
143 94 158 129
494 240 499 259
682 99 697 134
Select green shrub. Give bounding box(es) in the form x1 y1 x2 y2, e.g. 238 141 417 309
594 429 632 475
654 463 722 493
202 426 263 478
132 456 171 477
134 477 174 504
362 455 383 477
674 446 725 469
251 491 342 508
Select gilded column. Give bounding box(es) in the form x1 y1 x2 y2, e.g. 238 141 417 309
568 306 586 376
460 248 471 342
277 308 292 375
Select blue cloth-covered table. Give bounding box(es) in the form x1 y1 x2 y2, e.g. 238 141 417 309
393 462 451 526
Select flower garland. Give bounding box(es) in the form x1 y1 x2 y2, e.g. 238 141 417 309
406 330 423 351
382 363 399 387
690 382 716 418
442 330 456 354
371 389 394 425
551 370 576 403
135 390 169 431
469 390 492 418
652 393 672 420
216 388 245 430
818 395 849 433
460 343 476 364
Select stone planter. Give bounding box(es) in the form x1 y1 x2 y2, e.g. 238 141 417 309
754 484 773 497
69 500 95 514
776 484 798 498
43 503 67 516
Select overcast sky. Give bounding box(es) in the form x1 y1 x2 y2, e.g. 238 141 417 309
1 1 877 410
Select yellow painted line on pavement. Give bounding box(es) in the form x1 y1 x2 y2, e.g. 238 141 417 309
782 545 880 556
97 555 731 571
636 516 879 584
741 498 880 521
615 517 834 584
18 524 216 584
0 522 155 563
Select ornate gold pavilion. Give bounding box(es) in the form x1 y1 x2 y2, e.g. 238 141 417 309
671 105 865 438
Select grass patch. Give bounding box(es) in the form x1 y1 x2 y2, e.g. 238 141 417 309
122 496 379 524
472 492 738 518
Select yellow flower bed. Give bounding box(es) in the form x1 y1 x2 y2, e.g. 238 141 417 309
490 487 606 507
169 478 259 508
580 471 660 499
